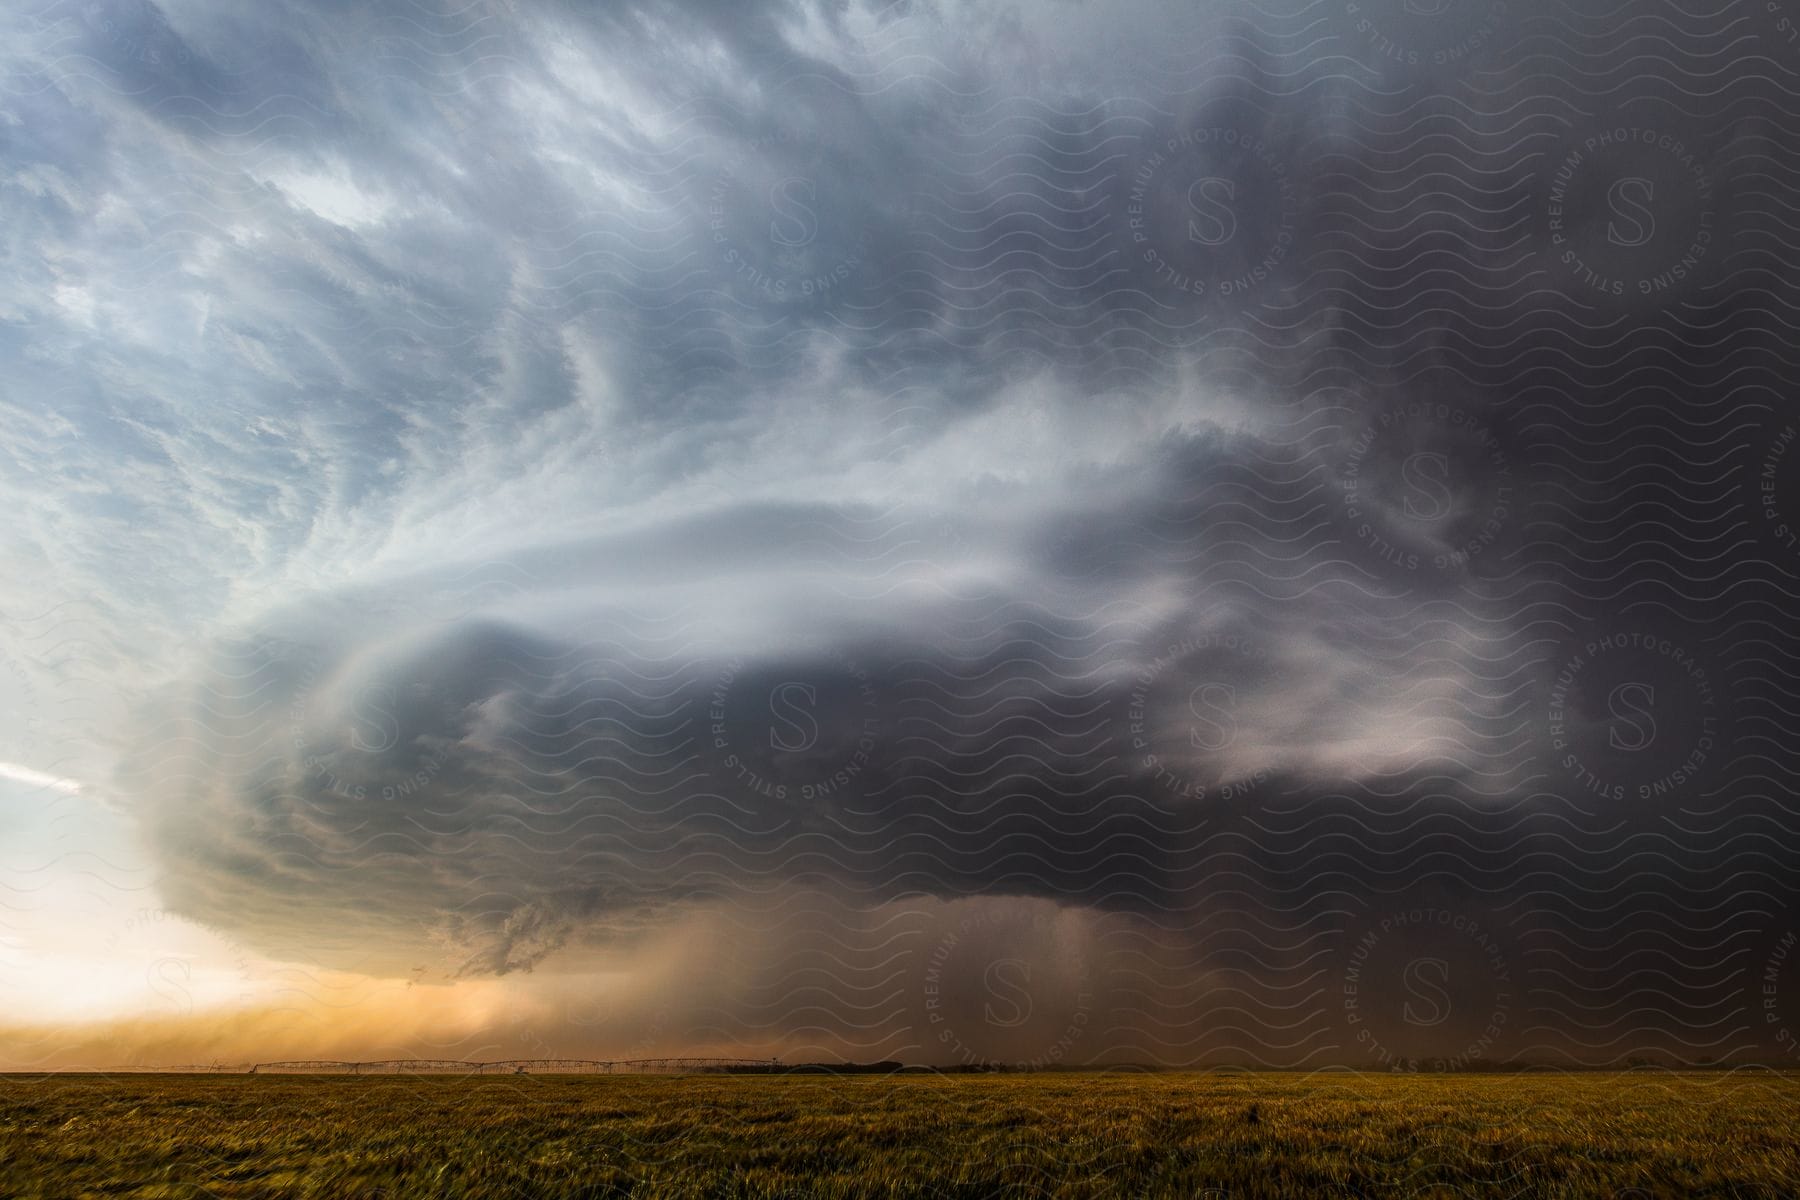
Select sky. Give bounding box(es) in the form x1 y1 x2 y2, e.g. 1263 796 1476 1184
3 0 1800 1071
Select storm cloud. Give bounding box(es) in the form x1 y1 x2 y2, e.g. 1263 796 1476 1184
4 0 1799 1070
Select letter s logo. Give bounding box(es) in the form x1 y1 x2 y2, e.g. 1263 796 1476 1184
1401 451 1454 521
350 684 401 754
983 958 1033 1027
1607 681 1657 751
149 957 194 1015
1606 177 1656 248
769 177 819 248
1186 177 1237 245
1401 957 1452 1027
768 682 820 753
1187 682 1237 751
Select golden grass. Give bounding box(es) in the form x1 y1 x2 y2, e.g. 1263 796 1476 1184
2 1070 1794 1198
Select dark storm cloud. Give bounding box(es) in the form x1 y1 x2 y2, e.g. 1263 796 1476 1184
122 412 1548 984
8 0 1796 1068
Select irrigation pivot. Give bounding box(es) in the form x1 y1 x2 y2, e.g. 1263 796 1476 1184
246 1057 780 1075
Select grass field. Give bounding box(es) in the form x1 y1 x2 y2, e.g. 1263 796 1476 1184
2 1070 1795 1198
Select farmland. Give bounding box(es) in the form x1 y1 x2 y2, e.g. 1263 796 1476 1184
1 1070 1795 1198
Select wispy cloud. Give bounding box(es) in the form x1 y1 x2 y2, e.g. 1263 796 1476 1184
0 762 83 795
2 0 1794 1070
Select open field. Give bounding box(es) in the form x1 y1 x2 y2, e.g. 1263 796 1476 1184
2 1071 1796 1199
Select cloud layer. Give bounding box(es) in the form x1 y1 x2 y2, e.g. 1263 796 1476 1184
4 0 1800 1070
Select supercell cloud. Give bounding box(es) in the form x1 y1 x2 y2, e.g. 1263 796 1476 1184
3 0 1800 1069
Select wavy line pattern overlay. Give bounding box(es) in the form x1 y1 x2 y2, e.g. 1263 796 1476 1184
2 0 1800 1188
